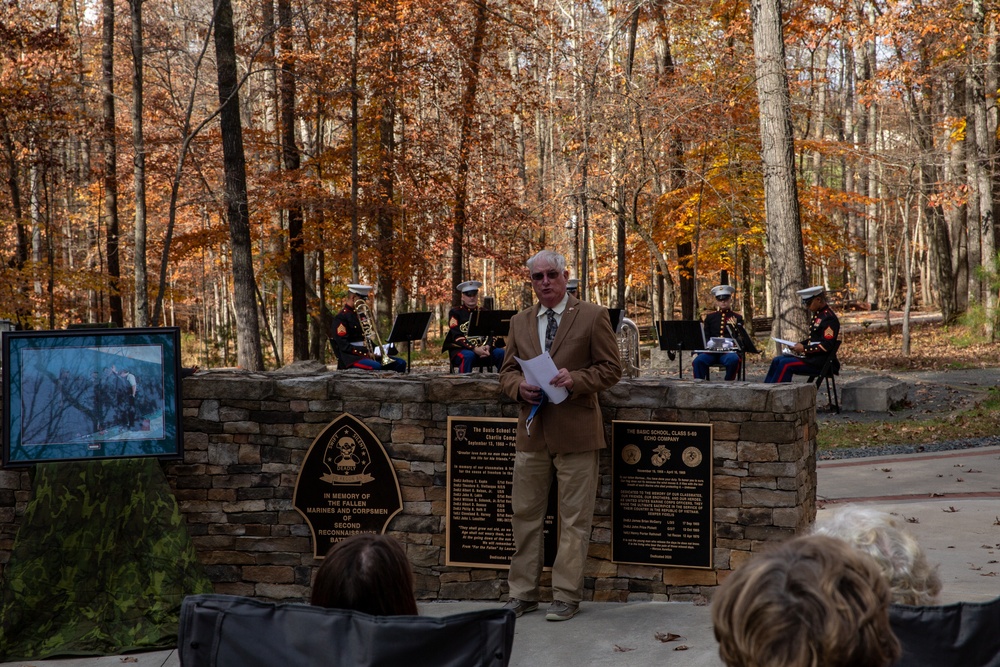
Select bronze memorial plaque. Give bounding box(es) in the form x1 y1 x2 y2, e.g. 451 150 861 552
446 416 556 568
611 420 713 568
293 413 403 558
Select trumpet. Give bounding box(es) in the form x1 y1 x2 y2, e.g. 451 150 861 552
354 298 387 362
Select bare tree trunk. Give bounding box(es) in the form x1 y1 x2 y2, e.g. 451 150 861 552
863 19 879 304
947 77 969 313
350 0 360 282
213 0 264 370
102 0 123 327
846 24 868 301
450 0 488 307
970 0 998 339
751 0 808 343
376 7 399 329
278 0 308 359
262 0 284 362
966 94 984 306
130 0 149 327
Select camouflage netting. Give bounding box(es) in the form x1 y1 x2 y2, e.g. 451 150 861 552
0 458 213 661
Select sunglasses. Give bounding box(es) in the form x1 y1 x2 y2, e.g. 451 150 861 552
463 290 479 296
530 270 562 282
715 294 732 301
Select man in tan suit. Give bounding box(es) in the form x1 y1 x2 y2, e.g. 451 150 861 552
498 250 622 621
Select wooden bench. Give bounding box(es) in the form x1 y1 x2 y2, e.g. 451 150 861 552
751 317 773 333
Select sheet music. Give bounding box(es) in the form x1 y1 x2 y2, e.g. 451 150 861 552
514 353 569 404
773 338 805 358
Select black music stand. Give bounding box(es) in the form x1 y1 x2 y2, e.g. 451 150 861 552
726 322 759 355
466 310 516 341
387 311 433 373
658 320 705 378
606 308 624 333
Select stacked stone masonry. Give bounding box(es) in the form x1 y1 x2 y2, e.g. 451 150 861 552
0 368 817 604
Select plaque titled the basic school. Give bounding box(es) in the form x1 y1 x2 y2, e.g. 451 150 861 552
445 416 556 568
611 421 713 568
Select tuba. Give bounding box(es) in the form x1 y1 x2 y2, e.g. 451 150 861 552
617 316 641 378
354 298 387 362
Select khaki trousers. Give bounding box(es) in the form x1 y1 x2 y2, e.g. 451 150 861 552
507 448 600 604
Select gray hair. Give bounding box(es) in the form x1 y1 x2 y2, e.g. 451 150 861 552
526 250 566 273
813 505 941 606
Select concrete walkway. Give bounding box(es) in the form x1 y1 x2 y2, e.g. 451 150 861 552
5 444 1000 667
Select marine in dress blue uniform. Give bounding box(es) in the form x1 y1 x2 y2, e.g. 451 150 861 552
442 280 505 372
330 284 406 372
764 286 840 383
692 284 745 381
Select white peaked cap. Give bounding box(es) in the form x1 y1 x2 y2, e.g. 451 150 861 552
347 284 373 297
456 281 483 293
710 285 735 298
796 286 824 302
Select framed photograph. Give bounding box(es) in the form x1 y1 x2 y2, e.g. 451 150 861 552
2 327 184 467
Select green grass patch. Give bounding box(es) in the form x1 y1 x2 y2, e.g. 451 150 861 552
818 388 1000 451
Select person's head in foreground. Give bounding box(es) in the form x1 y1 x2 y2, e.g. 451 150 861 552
712 534 901 667
311 533 418 615
813 505 941 605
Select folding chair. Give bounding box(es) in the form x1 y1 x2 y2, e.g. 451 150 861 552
804 339 841 413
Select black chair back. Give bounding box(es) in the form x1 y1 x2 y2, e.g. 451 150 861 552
179 594 516 667
890 596 1000 667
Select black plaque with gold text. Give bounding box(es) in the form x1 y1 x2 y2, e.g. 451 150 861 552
293 413 403 558
446 417 556 568
612 421 713 568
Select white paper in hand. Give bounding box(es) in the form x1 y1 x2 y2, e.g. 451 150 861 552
514 353 569 404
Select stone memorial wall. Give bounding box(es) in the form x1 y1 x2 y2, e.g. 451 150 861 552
0 367 817 603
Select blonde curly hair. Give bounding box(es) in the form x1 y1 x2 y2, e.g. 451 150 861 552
713 534 901 667
813 505 941 606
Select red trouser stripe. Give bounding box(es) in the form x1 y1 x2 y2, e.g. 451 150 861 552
776 359 807 383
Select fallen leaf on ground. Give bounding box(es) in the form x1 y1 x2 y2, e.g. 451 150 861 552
614 645 634 652
655 632 683 642
675 645 690 651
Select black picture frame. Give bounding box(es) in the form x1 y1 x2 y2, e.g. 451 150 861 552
2 327 184 467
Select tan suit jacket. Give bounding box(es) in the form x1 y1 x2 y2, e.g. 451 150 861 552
498 296 622 453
